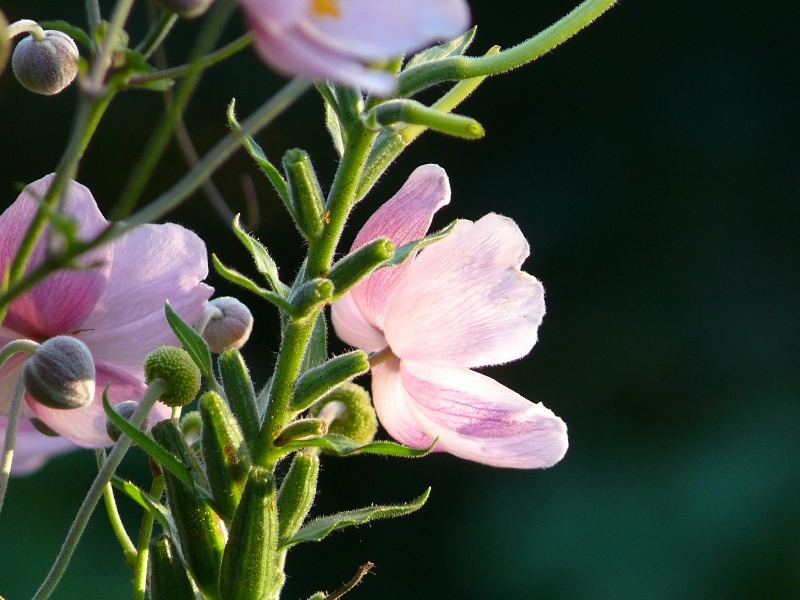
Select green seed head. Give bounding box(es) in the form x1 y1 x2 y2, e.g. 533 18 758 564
310 383 378 445
144 346 201 407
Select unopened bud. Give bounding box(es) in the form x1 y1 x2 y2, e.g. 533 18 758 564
310 383 378 445
0 11 10 76
105 400 138 442
202 297 253 354
12 30 79 95
154 0 214 19
144 346 201 407
23 336 95 410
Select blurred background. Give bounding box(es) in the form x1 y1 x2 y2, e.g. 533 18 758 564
1 0 799 598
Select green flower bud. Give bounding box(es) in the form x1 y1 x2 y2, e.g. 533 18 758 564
154 0 214 19
218 349 259 447
202 297 253 354
23 336 95 410
220 466 279 600
310 383 378 445
277 452 319 542
105 400 138 442
0 11 10 76
12 30 79 95
148 535 195 600
144 346 201 407
179 410 202 444
283 149 325 242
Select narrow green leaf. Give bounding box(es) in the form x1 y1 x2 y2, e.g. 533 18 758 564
102 392 194 490
164 301 214 383
211 255 296 315
283 488 431 548
324 98 345 157
231 215 288 296
386 221 457 267
405 28 477 71
277 433 434 459
111 476 174 534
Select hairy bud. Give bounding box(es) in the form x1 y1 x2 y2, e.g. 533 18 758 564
202 297 254 354
310 383 378 445
144 346 201 407
23 336 95 410
154 0 214 19
12 30 79 95
105 400 138 442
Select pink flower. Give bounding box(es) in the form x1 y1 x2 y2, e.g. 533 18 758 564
0 174 212 469
238 0 470 94
332 165 568 468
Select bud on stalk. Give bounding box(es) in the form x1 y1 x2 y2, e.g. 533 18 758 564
12 30 79 95
23 336 95 410
148 535 195 600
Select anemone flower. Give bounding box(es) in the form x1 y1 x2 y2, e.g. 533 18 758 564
331 165 568 468
238 0 470 94
0 174 212 469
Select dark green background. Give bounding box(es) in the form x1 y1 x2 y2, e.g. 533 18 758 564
1 1 799 598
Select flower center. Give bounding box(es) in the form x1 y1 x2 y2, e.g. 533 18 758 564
310 0 341 18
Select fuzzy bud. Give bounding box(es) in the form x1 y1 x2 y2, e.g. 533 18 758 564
202 297 254 354
144 346 201 407
105 400 138 442
12 30 79 95
23 336 95 410
310 383 378 445
0 11 10 76
154 0 214 19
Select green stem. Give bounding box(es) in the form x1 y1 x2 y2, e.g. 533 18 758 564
129 32 253 86
86 0 136 89
132 476 166 600
84 0 101 36
0 377 26 515
0 79 311 314
135 11 178 60
33 379 165 600
100 472 137 566
398 0 617 96
112 0 237 219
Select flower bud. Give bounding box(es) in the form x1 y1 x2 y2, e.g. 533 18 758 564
202 297 254 354
23 336 95 410
310 383 378 445
154 0 214 19
148 535 195 600
0 11 10 76
144 346 201 407
277 452 319 541
105 400 138 442
12 30 79 95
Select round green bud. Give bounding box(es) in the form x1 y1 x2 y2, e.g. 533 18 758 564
12 30 79 95
105 400 138 442
0 11 10 76
310 383 378 445
154 0 214 19
23 336 95 410
179 410 202 445
144 346 201 407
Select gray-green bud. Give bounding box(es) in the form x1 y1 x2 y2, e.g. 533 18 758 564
154 0 214 19
202 297 253 354
105 400 138 442
0 11 10 76
144 346 201 407
12 30 79 95
23 336 95 410
310 383 378 445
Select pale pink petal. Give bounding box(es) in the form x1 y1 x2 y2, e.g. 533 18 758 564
28 362 170 447
236 0 304 25
0 417 76 475
330 291 387 353
370 356 434 448
349 165 450 330
0 174 112 338
247 17 395 94
79 223 212 376
302 0 470 62
399 361 568 468
383 214 545 368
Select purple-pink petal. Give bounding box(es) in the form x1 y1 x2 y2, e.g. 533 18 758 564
0 417 76 475
330 291 387 353
384 213 546 369
400 361 568 468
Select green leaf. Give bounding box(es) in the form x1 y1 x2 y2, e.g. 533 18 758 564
404 27 477 71
386 221 457 267
282 487 431 548
112 476 174 535
102 391 194 490
277 433 434 459
211 255 295 315
231 215 288 296
301 312 328 374
39 20 92 50
227 99 290 207
324 97 346 157
164 301 214 383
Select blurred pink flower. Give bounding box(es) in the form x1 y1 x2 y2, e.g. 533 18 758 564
332 165 568 468
0 174 212 469
238 0 470 94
